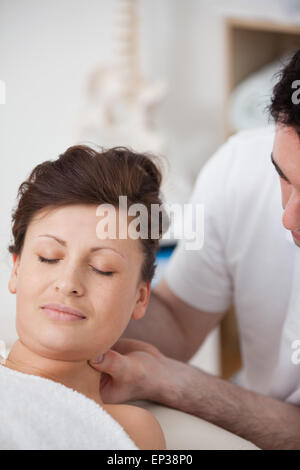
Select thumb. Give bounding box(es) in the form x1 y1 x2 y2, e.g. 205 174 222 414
88 349 123 376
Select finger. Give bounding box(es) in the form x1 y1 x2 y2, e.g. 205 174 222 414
89 349 125 376
99 375 119 404
100 372 111 390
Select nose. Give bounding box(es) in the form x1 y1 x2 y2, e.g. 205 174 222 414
54 264 84 296
282 188 300 232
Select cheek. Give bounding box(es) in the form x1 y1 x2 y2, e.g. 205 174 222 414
99 287 134 323
93 281 136 331
14 260 50 340
15 267 43 310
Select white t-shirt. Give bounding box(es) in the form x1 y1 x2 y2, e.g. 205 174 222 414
164 125 300 405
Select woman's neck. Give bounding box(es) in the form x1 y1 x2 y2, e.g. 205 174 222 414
5 339 104 406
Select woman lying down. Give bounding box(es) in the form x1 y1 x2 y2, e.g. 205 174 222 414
0 145 168 450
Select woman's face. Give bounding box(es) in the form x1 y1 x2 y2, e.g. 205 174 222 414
8 204 150 361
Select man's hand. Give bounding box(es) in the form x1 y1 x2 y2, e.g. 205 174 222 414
88 337 300 449
88 338 177 404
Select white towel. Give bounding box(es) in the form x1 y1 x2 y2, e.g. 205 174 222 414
0 363 139 450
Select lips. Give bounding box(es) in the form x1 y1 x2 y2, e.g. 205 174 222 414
291 231 300 241
41 303 86 319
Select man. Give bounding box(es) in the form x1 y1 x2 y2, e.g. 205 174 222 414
90 50 300 450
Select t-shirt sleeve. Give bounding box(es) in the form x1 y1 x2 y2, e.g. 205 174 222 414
163 139 234 313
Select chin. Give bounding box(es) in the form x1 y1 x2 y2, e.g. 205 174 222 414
19 331 90 361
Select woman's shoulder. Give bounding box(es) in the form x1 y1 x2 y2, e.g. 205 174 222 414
104 403 166 450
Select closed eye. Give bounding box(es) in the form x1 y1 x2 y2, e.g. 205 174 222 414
38 256 58 264
90 266 114 276
38 256 114 276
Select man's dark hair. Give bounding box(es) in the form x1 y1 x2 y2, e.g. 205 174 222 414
269 49 300 130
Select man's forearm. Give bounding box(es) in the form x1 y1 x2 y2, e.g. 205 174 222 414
122 291 189 362
155 357 300 450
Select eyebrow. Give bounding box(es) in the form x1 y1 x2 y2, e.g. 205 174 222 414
271 152 290 183
37 234 126 260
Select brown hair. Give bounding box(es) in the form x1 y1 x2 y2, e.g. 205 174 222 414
8 145 169 283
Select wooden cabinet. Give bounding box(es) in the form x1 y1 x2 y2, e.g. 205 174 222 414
223 17 300 139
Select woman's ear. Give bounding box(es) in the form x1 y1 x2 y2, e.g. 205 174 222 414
132 281 151 321
8 253 20 294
